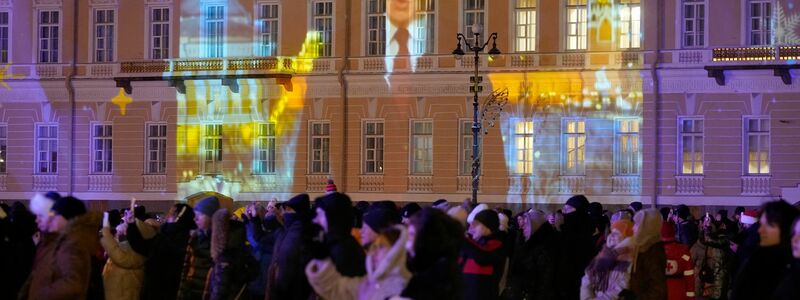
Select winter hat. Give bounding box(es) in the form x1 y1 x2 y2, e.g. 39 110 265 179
734 206 745 217
316 192 355 234
325 179 337 193
611 219 634 238
498 212 509 232
740 210 759 225
467 203 489 224
29 192 60 217
565 195 589 212
447 206 469 226
285 193 311 215
717 209 728 219
589 202 604 217
629 201 643 212
134 205 148 221
676 204 691 220
401 202 422 219
51 196 87 220
660 221 677 241
372 200 398 212
108 209 122 229
363 208 400 232
473 210 500 234
356 201 371 213
194 196 220 217
432 199 449 210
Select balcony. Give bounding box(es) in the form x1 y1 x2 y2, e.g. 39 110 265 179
143 174 167 192
89 175 113 192
32 174 58 192
742 176 770 196
612 175 641 195
359 175 383 192
559 175 586 195
305 174 329 193
252 174 278 192
675 175 703 195
457 175 482 193
407 175 433 193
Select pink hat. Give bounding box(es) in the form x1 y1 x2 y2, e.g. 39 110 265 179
325 179 337 193
740 210 758 225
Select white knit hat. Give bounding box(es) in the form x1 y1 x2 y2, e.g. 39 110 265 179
467 203 489 224
29 193 55 217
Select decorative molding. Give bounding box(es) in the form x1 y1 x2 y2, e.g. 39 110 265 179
150 101 162 122
0 1 12 8
253 175 278 192
89 175 113 192
0 174 7 191
89 0 118 6
612 176 641 195
559 175 586 195
742 176 770 196
145 0 173 4
34 0 62 7
143 174 167 192
457 175 481 193
407 176 433 193
33 174 58 191
675 175 703 195
306 175 329 192
359 175 384 192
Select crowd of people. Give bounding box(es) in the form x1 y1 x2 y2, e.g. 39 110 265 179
1 187 800 300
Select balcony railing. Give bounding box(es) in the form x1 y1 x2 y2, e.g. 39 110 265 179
675 175 703 195
712 46 800 61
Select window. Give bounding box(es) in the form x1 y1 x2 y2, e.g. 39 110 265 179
514 0 536 52
566 0 587 50
460 121 476 175
514 120 534 175
463 0 485 47
36 124 57 174
682 0 705 48
745 117 769 174
412 0 436 54
0 12 9 63
366 0 386 56
254 123 276 174
749 0 773 45
615 119 640 175
204 5 225 57
202 123 223 174
311 0 333 57
363 121 384 174
679 118 703 175
310 122 330 174
0 125 6 173
411 121 433 174
257 3 279 56
618 0 641 49
562 119 585 175
93 9 115 62
149 7 170 59
146 123 167 174
91 123 113 174
38 10 60 63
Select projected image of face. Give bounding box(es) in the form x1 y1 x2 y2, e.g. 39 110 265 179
388 0 413 28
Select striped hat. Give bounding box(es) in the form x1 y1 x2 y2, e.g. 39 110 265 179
325 179 337 193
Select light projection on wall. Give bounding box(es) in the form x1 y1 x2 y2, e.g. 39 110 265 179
111 88 133 115
776 2 800 45
0 64 24 91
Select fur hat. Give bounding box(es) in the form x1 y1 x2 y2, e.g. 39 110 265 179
51 196 86 220
467 203 489 224
29 192 60 217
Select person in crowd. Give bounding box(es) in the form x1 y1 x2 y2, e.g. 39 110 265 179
433 199 450 211
611 209 633 223
559 195 596 300
242 201 281 300
661 220 696 300
692 212 734 300
675 205 699 246
504 210 558 300
361 207 401 248
306 225 411 300
266 194 315 300
773 216 800 299
547 210 564 231
448 205 469 227
100 212 146 300
28 192 60 238
461 209 506 300
401 202 422 225
401 207 464 300
0 202 37 300
580 219 635 300
716 210 737 233
629 202 643 213
312 192 367 277
589 202 610 250
628 209 667 300
730 209 759 276
325 179 338 194
730 200 799 300
19 196 101 300
733 207 745 229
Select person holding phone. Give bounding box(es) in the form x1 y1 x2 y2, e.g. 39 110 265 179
99 211 146 300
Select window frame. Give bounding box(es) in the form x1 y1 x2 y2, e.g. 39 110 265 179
253 122 277 175
512 118 535 176
34 123 58 174
677 117 704 175
201 123 223 175
565 0 588 51
146 6 172 60
512 0 537 52
362 119 385 174
461 0 487 49
90 122 113 174
743 116 770 175
0 10 11 64
202 4 226 58
144 122 167 175
747 0 775 46
309 120 331 174
365 0 387 56
561 118 586 176
255 1 280 57
613 118 641 176
309 0 335 57
680 0 707 48
459 119 481 176
617 0 641 49
410 119 434 175
36 9 62 63
91 8 116 63
412 0 437 55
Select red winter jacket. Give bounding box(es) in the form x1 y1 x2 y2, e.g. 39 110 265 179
664 240 696 300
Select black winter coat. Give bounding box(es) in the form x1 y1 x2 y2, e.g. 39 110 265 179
402 256 463 300
127 220 193 300
505 224 558 300
177 230 213 300
774 260 800 300
266 216 314 300
731 245 794 300
208 219 256 300
326 232 367 277
0 205 36 300
461 235 506 300
557 211 595 300
677 220 699 246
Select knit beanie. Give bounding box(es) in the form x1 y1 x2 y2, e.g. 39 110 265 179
660 221 676 241
51 196 87 220
611 219 634 238
565 195 589 212
363 208 400 232
29 191 60 217
473 210 500 234
286 193 311 215
194 196 220 217
401 202 422 219
325 179 337 193
467 203 489 224
316 193 354 234
629 201 643 212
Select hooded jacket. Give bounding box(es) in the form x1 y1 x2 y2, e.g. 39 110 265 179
306 225 411 300
317 193 367 277
266 212 314 300
19 212 102 300
559 207 596 300
629 209 667 300
100 227 146 300
507 222 559 300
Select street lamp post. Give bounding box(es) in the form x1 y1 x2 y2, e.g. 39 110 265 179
452 24 501 205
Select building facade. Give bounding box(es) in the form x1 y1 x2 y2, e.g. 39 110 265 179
0 0 798 207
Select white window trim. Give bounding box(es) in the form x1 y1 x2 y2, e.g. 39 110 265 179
744 0 776 46
560 117 586 176
742 115 771 175
89 7 118 63
309 0 336 57
254 1 281 57
459 0 490 49
34 122 58 174
676 0 709 49
202 3 227 58
0 9 12 64
89 122 113 174
677 116 704 175
33 8 62 64
144 4 174 60
144 122 167 175
508 0 538 53
563 0 588 51
613 118 641 176
308 120 331 174
201 122 223 175
361 119 385 175
409 119 434 175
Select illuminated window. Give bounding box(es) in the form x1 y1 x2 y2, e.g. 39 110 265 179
562 119 585 175
257 3 279 56
310 121 330 174
463 0 485 47
93 9 115 62
514 120 534 175
311 0 333 57
411 120 433 174
149 7 170 59
38 10 60 63
204 5 225 58
254 123 276 174
202 124 223 174
460 120 478 176
363 121 384 174
91 123 113 174
682 0 705 48
745 117 770 174
36 124 57 174
0 12 9 63
412 0 436 54
618 0 641 49
566 0 587 50
146 123 167 174
0 125 6 173
614 118 640 175
679 118 703 175
749 0 774 46
514 0 536 52
366 0 386 56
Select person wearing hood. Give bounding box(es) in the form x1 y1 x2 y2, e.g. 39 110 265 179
19 196 101 300
360 207 401 248
580 219 635 300
628 209 667 300
559 195 596 300
266 194 315 300
0 202 37 300
773 216 800 299
461 209 506 300
401 202 422 225
401 207 464 300
505 210 558 300
306 225 411 300
730 200 799 300
661 221 696 300
312 192 367 277
693 211 735 300
242 201 281 300
99 212 146 300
